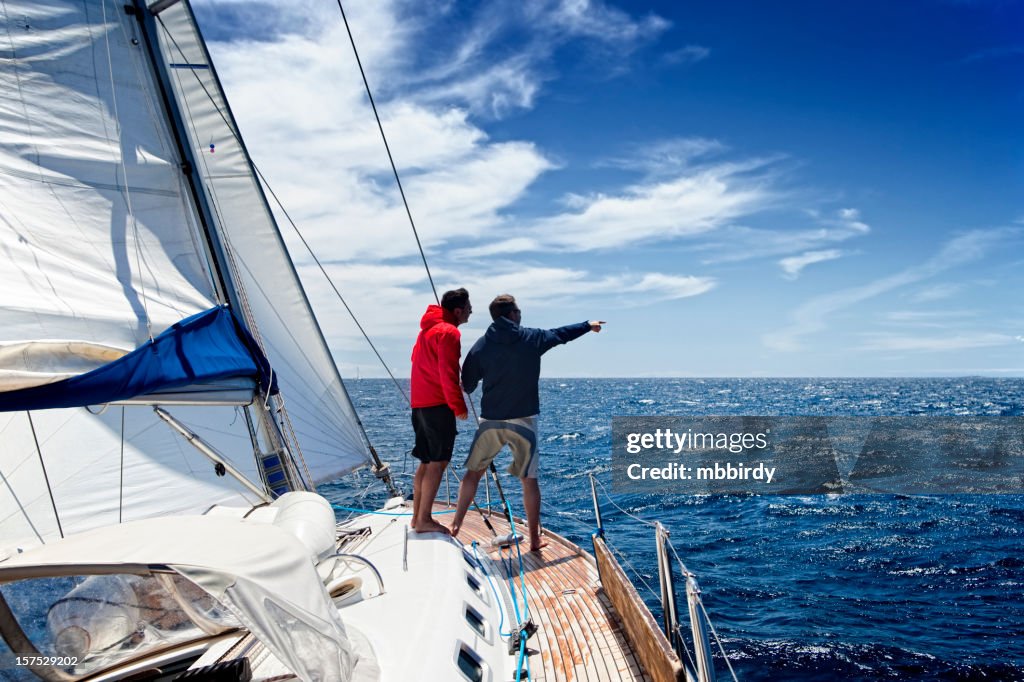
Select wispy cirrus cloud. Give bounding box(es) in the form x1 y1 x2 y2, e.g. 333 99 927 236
882 310 977 327
530 0 670 46
661 45 711 65
779 249 845 279
763 228 1019 352
597 137 727 176
400 0 671 116
907 283 963 302
452 149 784 256
857 332 1018 352
698 207 871 265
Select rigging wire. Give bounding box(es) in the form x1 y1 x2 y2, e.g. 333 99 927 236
591 476 739 677
697 598 741 682
334 0 440 305
592 477 659 528
26 412 63 540
153 13 411 409
253 169 411 407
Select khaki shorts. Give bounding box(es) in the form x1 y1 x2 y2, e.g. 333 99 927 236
464 416 539 479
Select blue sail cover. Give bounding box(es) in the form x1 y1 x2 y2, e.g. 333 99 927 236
0 307 276 412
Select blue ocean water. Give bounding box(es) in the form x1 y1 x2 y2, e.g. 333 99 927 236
330 378 1024 681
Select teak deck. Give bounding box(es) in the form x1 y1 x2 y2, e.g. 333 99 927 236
436 501 654 682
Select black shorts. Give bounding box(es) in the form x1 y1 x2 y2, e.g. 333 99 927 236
411 405 457 463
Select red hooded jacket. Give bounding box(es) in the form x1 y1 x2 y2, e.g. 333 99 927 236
410 305 467 415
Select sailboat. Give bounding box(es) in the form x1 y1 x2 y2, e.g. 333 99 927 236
0 1 718 680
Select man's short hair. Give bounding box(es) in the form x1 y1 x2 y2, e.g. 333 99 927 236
489 294 517 321
441 288 470 312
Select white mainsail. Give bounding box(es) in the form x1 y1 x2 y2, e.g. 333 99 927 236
0 0 372 549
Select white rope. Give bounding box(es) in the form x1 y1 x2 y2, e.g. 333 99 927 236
101 0 153 341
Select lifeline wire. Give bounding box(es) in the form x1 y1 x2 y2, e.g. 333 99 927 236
592 476 659 528
698 598 740 682
335 0 440 305
667 541 739 681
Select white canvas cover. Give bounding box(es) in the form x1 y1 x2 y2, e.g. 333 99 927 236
0 514 354 681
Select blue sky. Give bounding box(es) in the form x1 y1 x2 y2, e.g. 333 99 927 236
193 0 1023 377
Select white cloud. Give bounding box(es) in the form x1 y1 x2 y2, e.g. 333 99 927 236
881 310 977 327
779 249 844 279
301 261 714 366
662 45 711 65
700 207 870 265
533 0 671 46
598 137 727 175
858 333 1017 352
908 283 963 303
763 229 1016 351
529 158 781 252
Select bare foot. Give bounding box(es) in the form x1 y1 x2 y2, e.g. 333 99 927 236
529 540 549 552
449 522 461 538
413 520 452 535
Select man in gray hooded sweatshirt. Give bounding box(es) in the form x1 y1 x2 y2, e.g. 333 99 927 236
449 294 603 551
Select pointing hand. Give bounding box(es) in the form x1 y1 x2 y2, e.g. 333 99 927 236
589 320 606 332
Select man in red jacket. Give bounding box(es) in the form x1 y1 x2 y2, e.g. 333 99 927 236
410 288 472 533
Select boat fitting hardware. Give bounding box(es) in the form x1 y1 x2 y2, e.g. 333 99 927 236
507 619 538 656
